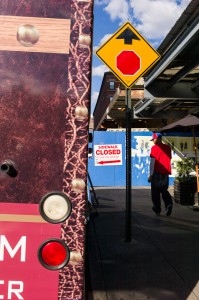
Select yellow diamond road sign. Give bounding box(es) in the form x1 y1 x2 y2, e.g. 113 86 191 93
96 22 161 88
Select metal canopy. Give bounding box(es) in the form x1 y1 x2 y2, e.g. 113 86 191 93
134 0 199 122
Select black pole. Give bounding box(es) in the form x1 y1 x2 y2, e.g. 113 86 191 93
192 127 199 207
88 172 99 207
125 88 132 242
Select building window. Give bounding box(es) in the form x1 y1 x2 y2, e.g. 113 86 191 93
109 81 115 90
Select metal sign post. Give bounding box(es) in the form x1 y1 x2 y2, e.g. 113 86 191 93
95 21 161 243
125 88 132 242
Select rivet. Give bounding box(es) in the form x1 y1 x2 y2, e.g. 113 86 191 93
75 106 88 120
69 251 83 265
71 178 85 193
78 34 91 48
17 24 39 47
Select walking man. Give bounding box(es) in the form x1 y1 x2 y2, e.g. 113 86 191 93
148 132 173 216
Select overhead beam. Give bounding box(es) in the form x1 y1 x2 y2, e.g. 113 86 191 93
145 80 199 99
145 16 199 87
150 99 177 115
139 107 188 119
192 79 199 90
168 58 199 87
189 106 199 114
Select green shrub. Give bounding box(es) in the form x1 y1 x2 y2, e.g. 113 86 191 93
175 157 196 183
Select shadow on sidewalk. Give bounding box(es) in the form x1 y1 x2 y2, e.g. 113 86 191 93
86 188 199 300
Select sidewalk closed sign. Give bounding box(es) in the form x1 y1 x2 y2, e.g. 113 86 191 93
94 144 122 166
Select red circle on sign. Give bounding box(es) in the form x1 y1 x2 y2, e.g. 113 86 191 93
116 50 140 75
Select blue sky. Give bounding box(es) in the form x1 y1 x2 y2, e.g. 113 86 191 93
91 0 192 114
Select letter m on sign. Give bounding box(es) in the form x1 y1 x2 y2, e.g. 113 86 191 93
0 236 26 262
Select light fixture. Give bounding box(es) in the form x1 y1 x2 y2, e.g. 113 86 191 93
38 239 70 270
39 192 72 224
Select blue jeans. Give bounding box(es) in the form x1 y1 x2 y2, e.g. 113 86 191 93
151 172 173 213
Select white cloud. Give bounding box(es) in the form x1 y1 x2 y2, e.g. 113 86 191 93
94 0 109 5
179 0 192 8
100 0 191 40
91 91 101 113
91 91 99 107
104 0 130 23
100 33 113 44
129 0 192 39
93 33 113 52
92 91 99 101
92 64 109 77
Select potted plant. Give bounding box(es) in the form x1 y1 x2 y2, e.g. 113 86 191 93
174 157 197 205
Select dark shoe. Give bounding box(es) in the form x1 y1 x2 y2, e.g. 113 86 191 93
166 204 172 216
152 207 160 216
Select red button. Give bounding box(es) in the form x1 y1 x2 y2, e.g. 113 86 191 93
38 239 70 270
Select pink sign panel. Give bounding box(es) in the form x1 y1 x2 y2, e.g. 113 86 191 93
0 203 61 300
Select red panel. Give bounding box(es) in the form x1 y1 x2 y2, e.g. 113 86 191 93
0 203 61 300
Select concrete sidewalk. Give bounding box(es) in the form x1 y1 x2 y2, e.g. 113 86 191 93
86 187 199 300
